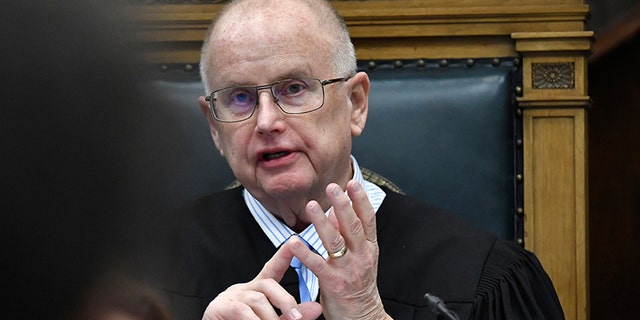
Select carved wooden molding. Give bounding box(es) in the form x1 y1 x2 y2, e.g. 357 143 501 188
532 62 575 89
126 1 589 63
513 31 592 110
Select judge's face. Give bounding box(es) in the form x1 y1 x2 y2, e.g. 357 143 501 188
199 2 369 210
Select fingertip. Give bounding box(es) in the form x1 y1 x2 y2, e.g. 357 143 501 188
306 200 323 215
286 236 302 251
327 183 342 197
326 182 340 190
290 307 302 320
282 236 308 258
347 179 362 193
296 302 323 320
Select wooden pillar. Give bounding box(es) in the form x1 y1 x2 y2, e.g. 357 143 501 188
513 31 593 320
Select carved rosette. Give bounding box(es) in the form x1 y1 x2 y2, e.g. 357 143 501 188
531 62 575 89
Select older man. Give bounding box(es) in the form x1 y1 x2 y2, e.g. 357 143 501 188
154 0 565 319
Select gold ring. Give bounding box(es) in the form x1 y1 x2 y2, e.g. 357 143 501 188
329 245 347 259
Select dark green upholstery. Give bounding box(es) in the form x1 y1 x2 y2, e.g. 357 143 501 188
135 58 521 240
353 59 521 240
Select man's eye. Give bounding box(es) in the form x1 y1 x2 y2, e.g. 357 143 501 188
282 81 308 95
230 92 252 104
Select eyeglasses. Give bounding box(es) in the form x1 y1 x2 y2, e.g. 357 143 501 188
205 77 350 123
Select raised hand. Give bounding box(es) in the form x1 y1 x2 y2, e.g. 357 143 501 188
202 241 323 320
291 180 392 320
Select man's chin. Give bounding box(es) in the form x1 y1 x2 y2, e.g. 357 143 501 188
262 181 311 198
254 175 315 199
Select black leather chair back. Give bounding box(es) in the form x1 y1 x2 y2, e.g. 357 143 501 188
354 59 521 239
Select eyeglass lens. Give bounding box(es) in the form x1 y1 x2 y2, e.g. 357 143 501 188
211 78 324 122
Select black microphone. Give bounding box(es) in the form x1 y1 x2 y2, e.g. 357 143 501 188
424 293 460 320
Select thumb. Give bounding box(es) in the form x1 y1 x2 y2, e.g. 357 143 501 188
279 302 323 320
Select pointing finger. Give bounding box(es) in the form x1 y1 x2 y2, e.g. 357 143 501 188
256 240 295 281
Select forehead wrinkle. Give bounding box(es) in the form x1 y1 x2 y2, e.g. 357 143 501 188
214 1 314 39
207 7 333 88
214 18 319 54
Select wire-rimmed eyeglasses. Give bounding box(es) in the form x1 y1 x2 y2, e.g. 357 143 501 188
204 77 351 123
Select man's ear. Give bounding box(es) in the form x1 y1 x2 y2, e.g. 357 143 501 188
198 96 225 157
348 72 370 137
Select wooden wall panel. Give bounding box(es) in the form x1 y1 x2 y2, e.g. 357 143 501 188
523 109 588 320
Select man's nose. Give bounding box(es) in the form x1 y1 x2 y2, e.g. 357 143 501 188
254 90 285 133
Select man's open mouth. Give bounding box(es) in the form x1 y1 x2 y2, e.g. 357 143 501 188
262 151 291 161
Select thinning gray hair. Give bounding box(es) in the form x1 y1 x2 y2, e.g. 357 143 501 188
199 0 356 95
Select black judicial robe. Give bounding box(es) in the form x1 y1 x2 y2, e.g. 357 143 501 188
153 186 564 320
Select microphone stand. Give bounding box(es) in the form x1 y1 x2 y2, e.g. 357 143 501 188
424 293 460 320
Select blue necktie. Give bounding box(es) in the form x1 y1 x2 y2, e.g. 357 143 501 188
290 255 312 302
288 236 312 302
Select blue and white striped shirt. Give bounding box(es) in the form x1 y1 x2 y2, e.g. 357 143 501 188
243 155 386 301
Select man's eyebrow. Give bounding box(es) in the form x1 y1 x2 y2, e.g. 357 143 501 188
214 80 255 89
215 70 312 89
275 68 314 81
